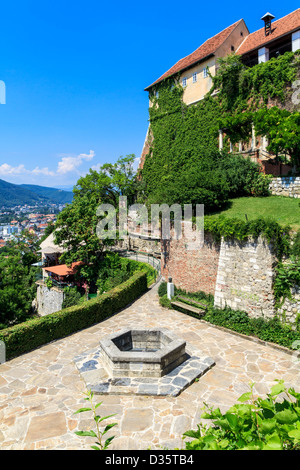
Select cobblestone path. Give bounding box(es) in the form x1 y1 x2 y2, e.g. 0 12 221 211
1 284 300 450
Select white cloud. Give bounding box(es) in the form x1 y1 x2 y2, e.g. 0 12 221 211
57 150 95 175
0 163 27 175
0 150 95 181
32 166 55 176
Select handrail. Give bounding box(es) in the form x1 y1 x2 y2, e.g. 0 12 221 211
120 250 162 285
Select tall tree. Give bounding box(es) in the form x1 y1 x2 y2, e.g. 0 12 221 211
54 154 139 284
254 107 300 169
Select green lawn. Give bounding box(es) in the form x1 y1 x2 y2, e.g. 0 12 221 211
207 196 300 230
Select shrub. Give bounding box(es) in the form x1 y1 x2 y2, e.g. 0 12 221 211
0 271 148 360
273 259 300 304
291 229 300 258
204 305 300 349
183 380 300 450
158 281 167 297
62 287 82 309
159 294 171 309
218 154 268 198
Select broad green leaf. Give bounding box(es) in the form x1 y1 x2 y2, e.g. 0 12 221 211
262 434 282 450
238 392 252 403
288 429 300 440
270 381 286 396
226 413 238 430
219 439 229 449
275 409 298 425
260 418 276 435
183 430 201 439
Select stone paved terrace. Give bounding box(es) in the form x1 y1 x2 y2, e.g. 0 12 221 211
1 283 300 450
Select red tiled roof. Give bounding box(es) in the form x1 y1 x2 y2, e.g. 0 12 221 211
145 20 244 90
237 9 300 55
43 261 83 277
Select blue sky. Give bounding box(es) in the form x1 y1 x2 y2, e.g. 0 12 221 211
0 1 298 189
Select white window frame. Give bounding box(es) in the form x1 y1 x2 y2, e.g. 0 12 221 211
182 77 187 87
203 67 208 78
192 72 197 83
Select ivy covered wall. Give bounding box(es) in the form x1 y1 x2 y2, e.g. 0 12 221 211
141 51 300 202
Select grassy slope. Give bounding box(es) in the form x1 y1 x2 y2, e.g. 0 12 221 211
207 196 300 230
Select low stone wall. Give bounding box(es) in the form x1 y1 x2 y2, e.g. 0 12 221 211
276 286 300 328
269 177 300 198
36 281 64 316
214 237 276 319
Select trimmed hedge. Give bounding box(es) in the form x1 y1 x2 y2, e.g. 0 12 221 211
0 270 148 361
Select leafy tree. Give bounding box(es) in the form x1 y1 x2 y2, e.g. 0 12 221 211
253 107 300 170
218 154 270 198
146 157 230 211
0 245 38 328
54 155 140 284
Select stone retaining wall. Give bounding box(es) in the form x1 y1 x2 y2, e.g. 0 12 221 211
36 281 64 316
269 177 300 198
276 285 300 327
162 227 277 319
214 237 276 319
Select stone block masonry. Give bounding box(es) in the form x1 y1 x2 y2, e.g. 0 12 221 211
269 177 300 198
36 281 64 316
161 232 220 295
161 226 277 319
276 285 300 327
214 237 276 318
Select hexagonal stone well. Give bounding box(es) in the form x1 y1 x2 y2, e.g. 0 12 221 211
74 328 215 397
100 328 187 378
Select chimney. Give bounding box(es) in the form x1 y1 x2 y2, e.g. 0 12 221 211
261 12 275 36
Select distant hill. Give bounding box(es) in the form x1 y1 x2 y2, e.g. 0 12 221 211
0 179 73 207
20 184 73 204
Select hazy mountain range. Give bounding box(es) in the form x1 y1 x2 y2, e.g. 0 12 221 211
0 179 73 207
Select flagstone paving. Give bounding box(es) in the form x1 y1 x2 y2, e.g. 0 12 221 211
1 283 300 450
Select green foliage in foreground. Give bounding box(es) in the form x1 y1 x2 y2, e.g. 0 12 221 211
74 389 117 450
184 380 300 450
0 270 148 360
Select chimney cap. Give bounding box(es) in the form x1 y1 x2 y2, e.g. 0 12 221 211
261 12 275 21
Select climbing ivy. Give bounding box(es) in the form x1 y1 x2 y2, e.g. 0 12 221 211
142 81 227 209
204 215 291 259
142 50 300 205
211 51 300 164
211 51 300 113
